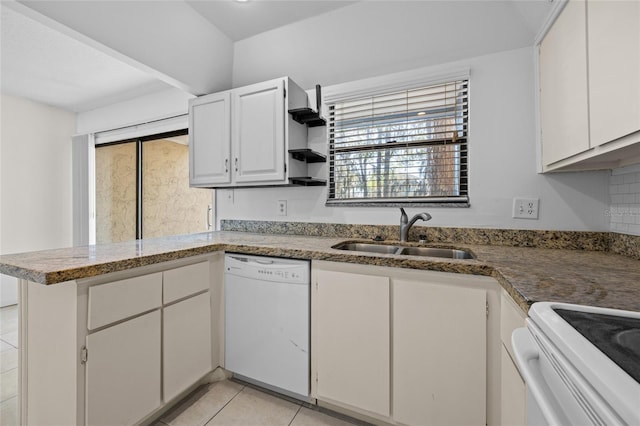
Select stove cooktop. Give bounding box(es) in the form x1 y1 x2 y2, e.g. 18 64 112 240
554 308 640 383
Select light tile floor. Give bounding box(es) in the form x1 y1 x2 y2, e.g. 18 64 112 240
0 305 359 426
157 380 360 426
0 305 18 426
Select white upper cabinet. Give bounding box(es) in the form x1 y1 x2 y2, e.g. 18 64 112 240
539 0 640 171
189 91 231 186
587 0 640 147
232 79 286 183
189 77 310 187
539 0 590 166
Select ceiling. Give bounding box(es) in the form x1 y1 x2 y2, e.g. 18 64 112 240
186 1 357 42
0 0 554 114
0 5 172 112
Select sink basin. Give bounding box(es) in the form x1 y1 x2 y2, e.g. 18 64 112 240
333 242 402 254
397 246 474 259
332 242 474 259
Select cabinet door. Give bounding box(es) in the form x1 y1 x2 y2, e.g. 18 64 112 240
232 79 286 184
500 345 526 426
314 269 390 417
189 92 231 186
393 279 486 426
539 0 590 166
163 292 212 402
85 310 161 426
588 0 640 146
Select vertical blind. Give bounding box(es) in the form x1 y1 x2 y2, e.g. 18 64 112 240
327 79 469 204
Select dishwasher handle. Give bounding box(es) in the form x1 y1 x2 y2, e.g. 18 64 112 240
228 255 274 265
226 255 306 269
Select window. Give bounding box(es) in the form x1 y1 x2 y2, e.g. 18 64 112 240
327 79 468 206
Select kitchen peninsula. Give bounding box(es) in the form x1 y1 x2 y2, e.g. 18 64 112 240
1 224 639 426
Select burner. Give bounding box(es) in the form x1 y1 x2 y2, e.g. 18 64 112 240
615 329 640 353
554 309 640 383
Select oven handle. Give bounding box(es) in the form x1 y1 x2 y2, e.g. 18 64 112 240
512 328 564 426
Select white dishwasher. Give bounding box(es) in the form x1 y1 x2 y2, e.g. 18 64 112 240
224 254 310 401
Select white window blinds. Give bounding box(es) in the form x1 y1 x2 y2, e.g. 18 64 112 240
327 79 468 205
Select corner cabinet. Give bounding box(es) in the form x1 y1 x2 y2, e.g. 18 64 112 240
311 261 500 426
20 254 223 426
189 77 312 188
539 0 640 171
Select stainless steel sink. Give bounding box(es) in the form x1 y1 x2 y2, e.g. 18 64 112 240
396 246 474 259
331 242 474 259
333 243 402 254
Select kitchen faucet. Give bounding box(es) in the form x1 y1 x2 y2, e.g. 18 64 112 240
399 208 432 242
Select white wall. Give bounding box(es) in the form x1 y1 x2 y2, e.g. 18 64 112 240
232 1 542 89
609 164 640 235
0 94 76 305
217 47 611 231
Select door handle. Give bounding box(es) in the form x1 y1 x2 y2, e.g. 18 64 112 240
512 328 565 426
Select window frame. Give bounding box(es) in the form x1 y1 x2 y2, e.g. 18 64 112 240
323 67 470 207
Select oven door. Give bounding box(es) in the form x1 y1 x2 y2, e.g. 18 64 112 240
512 322 622 426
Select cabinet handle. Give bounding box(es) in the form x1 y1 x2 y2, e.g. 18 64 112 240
224 158 228 173
235 158 238 172
206 205 212 230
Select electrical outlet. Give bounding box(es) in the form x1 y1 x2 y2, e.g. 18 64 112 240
513 198 539 219
277 200 287 216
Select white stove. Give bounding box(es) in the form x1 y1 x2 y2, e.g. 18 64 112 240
512 302 640 425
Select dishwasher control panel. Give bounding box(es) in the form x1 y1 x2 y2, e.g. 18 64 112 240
224 254 310 284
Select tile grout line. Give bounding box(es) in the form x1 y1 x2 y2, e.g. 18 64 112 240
288 404 303 426
0 338 17 350
203 384 246 426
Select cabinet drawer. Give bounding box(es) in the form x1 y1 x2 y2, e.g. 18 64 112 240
163 261 210 304
88 272 162 330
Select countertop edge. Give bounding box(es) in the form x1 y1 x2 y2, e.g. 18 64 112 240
2 233 638 315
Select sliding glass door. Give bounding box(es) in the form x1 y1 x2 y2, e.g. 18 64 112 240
95 131 212 244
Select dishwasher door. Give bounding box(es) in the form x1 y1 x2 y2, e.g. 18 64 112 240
224 254 310 400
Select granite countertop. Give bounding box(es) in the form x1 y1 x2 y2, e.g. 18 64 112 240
1 231 639 314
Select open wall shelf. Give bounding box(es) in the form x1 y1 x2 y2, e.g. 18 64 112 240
288 149 326 163
288 177 327 186
288 108 326 127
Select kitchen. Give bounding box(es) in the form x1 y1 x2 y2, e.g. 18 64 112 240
1 1 639 425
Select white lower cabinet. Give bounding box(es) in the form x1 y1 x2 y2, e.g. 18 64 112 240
20 255 220 426
85 310 162 426
393 279 487 426
500 346 526 426
163 291 212 402
314 269 390 417
312 261 495 426
499 289 527 426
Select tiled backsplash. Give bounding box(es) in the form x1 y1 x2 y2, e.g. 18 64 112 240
610 165 640 236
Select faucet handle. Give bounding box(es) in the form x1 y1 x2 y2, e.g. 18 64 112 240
400 207 407 221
